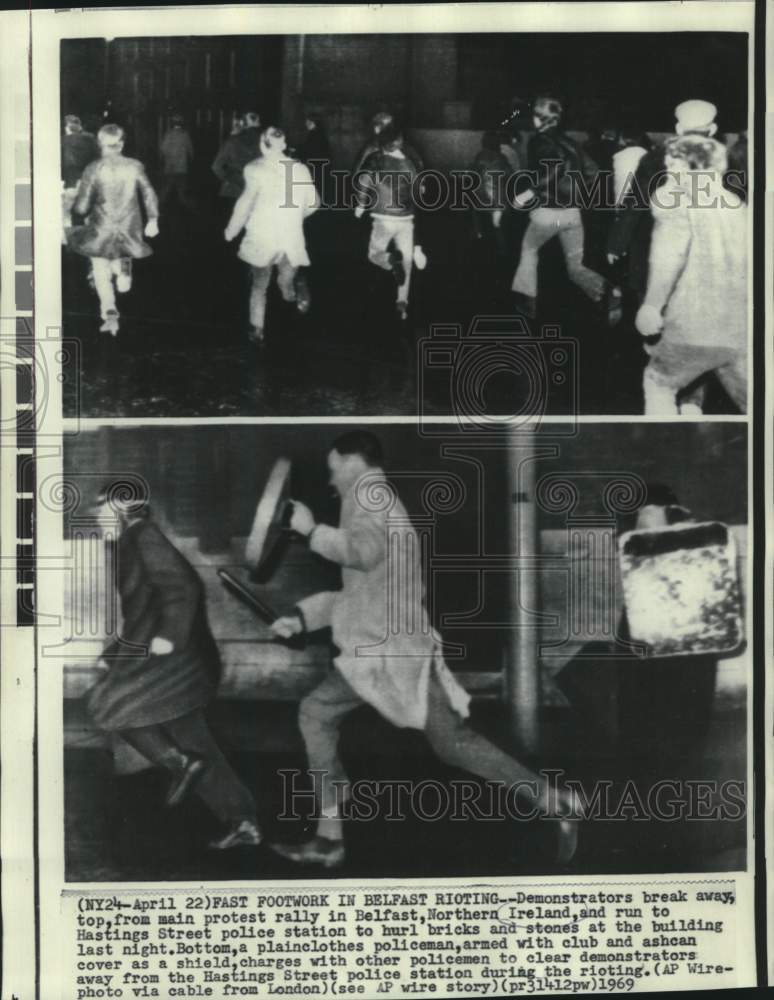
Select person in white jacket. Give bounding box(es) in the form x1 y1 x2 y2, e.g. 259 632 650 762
224 126 319 344
635 134 747 415
268 431 579 869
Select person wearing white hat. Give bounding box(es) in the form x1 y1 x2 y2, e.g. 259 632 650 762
674 99 718 136
635 135 747 415
607 99 721 292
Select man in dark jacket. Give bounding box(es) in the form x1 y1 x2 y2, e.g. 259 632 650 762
511 95 607 318
159 113 195 209
212 111 262 200
61 115 99 236
87 484 260 851
62 115 99 189
355 125 427 320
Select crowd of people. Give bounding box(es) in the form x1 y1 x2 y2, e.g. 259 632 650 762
61 94 748 414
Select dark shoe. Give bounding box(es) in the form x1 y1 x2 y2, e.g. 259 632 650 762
165 754 207 807
294 272 311 314
388 247 406 286
247 326 264 346
209 819 263 850
268 835 345 869
396 300 408 322
512 292 536 319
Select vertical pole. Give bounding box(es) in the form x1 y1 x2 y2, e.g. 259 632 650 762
297 35 305 96
506 426 539 752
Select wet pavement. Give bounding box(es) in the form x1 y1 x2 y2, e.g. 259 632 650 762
65 699 746 883
61 199 731 420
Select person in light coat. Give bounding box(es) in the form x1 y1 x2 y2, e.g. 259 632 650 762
635 134 747 415
268 431 579 869
68 124 159 334
224 125 319 344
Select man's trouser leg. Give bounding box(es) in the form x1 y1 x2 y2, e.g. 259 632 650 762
643 342 740 417
248 265 273 331
367 217 395 272
120 722 183 771
275 255 298 305
91 257 116 318
556 207 606 302
163 710 257 826
298 670 364 830
642 365 679 416
391 218 414 305
511 208 557 297
716 350 748 413
422 667 544 809
121 711 256 826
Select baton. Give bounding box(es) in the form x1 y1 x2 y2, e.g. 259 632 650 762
217 569 280 625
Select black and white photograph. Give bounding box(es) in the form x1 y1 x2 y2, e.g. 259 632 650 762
0 3 764 997
60 421 748 882
58 29 749 418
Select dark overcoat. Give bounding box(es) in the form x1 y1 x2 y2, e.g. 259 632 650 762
87 520 220 731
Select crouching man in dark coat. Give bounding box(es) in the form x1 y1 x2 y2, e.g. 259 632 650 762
87 483 260 851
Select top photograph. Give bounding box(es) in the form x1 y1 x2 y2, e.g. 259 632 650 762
57 28 749 419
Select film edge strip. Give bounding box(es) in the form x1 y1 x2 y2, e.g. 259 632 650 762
15 40 34 627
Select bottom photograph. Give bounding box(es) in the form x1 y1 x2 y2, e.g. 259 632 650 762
58 421 748 882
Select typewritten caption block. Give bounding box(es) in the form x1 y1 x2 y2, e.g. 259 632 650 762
64 883 744 997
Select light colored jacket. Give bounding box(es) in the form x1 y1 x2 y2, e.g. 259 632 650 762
644 174 747 349
68 155 158 260
227 156 319 267
297 472 470 730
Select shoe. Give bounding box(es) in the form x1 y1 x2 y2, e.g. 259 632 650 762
209 819 262 850
165 754 207 807
388 246 406 286
396 300 408 322
413 245 427 270
99 309 120 335
294 273 311 315
247 326 265 346
512 292 536 319
268 835 346 869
